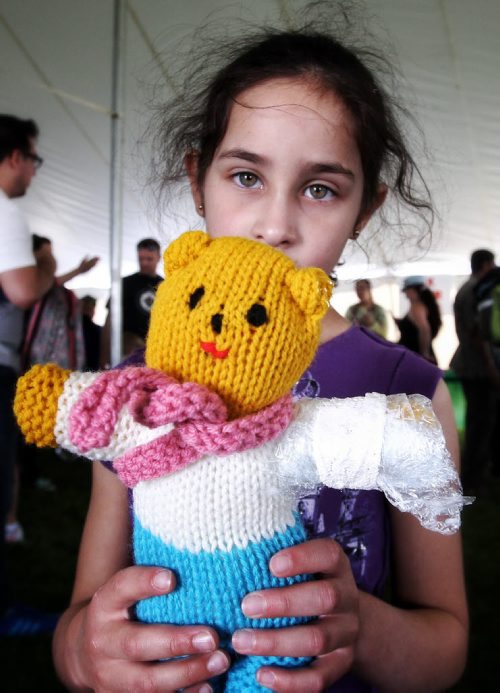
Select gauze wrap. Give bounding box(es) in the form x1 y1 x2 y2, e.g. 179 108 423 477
274 393 471 534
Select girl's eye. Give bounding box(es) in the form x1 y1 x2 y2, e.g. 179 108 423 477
305 184 335 200
233 172 262 189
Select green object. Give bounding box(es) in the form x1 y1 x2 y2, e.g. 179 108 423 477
491 284 500 342
444 370 466 435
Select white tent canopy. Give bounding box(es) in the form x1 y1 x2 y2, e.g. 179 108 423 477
1 0 499 290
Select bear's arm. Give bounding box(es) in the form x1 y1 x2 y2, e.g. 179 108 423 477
276 394 468 534
53 371 174 462
15 363 72 447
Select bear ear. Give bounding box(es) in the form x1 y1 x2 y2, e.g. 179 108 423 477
285 267 333 320
163 231 211 275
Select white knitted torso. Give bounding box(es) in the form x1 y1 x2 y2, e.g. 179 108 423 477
133 440 297 554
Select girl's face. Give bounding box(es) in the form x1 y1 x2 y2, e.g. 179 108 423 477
189 78 383 273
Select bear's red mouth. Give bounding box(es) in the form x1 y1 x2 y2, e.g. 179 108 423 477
200 341 230 359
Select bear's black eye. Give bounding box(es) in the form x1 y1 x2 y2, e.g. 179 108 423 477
246 303 268 327
188 286 205 310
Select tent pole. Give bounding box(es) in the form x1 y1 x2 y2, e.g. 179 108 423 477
109 0 125 366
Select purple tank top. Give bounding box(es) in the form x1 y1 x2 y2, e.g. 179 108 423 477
294 326 441 692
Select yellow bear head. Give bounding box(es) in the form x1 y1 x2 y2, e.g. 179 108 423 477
145 232 332 419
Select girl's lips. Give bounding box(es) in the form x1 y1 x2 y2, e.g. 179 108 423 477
200 341 231 359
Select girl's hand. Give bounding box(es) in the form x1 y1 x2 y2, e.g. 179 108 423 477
73 565 230 692
232 538 359 692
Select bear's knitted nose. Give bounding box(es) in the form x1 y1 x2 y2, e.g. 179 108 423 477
211 313 223 334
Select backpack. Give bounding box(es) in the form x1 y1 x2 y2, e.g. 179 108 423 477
21 283 85 371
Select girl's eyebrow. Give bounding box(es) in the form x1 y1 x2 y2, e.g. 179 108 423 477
309 162 355 179
218 148 264 164
218 148 354 179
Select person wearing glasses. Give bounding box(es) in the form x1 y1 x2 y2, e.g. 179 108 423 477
0 114 56 636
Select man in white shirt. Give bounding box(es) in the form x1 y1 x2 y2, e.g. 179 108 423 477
0 115 56 633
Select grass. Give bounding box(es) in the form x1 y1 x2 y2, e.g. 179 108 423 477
1 450 498 691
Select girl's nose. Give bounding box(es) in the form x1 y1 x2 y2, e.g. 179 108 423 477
251 195 296 248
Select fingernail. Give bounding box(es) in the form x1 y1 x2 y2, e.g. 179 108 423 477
257 669 276 688
242 593 266 617
232 628 256 652
192 631 216 652
198 685 212 693
152 569 172 591
207 651 229 674
271 553 292 575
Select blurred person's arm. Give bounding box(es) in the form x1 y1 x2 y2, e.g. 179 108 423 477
0 251 56 309
58 256 99 285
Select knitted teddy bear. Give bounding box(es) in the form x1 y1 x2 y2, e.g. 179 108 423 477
14 231 467 691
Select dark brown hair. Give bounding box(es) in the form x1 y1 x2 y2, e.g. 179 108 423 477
411 283 442 337
149 1 434 247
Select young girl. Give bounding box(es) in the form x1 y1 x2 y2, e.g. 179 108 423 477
52 10 468 693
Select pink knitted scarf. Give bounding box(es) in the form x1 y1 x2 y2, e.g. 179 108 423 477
69 367 294 488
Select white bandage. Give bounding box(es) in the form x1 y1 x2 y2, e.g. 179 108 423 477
277 394 387 490
309 393 387 489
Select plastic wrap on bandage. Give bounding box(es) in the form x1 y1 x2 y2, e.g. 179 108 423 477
378 394 474 535
273 392 473 535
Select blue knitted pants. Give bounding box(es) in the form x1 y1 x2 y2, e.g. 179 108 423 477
134 515 313 690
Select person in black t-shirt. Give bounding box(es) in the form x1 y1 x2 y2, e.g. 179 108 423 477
101 238 162 366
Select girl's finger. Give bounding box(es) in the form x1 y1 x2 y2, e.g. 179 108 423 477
97 621 220 661
233 615 356 657
91 566 175 618
256 648 354 692
144 651 230 692
270 538 346 578
101 651 229 693
241 578 339 619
